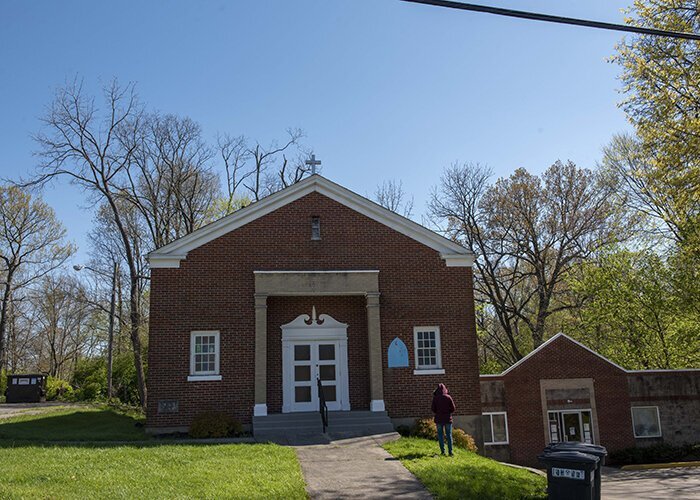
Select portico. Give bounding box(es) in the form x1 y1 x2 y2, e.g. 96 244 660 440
253 270 384 417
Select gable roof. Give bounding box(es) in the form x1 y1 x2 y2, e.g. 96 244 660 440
496 333 627 376
480 333 700 378
147 174 474 268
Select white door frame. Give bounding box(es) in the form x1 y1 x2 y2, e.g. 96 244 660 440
549 409 594 444
281 308 351 413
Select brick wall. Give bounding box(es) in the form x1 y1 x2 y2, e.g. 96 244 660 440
147 191 480 429
628 371 700 446
484 336 636 466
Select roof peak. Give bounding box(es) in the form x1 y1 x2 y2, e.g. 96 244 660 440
148 174 474 269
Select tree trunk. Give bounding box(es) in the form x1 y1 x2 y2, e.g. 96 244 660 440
0 267 15 371
129 275 147 408
107 262 117 399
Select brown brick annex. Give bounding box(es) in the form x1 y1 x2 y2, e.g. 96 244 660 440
480 334 700 467
145 175 483 440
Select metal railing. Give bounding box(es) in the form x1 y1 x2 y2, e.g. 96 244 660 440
317 377 328 433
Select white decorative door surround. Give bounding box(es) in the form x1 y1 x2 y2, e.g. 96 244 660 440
282 308 351 413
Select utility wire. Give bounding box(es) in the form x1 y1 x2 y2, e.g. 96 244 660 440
401 0 700 41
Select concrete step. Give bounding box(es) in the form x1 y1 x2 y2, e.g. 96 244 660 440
253 410 395 442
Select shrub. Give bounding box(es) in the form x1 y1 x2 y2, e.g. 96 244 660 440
76 381 103 401
609 442 700 465
396 425 412 437
413 418 438 439
189 411 242 439
111 353 142 405
72 357 106 400
46 377 74 401
452 428 478 453
412 417 478 452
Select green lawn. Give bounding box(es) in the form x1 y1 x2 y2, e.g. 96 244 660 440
0 406 307 499
383 437 547 500
0 405 147 441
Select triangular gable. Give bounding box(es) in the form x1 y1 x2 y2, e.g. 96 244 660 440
498 333 627 376
147 174 474 268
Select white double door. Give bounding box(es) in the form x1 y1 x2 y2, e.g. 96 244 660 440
289 341 345 412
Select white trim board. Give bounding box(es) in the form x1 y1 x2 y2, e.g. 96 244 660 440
253 270 380 274
148 175 474 268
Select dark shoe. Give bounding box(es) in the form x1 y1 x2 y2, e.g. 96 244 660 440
448 452 453 456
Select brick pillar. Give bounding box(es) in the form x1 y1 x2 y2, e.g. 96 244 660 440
254 293 268 416
366 292 385 411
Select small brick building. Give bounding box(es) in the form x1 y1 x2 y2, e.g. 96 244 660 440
146 175 483 438
480 334 700 466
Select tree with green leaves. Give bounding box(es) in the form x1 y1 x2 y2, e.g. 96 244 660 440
567 248 700 369
615 0 700 252
429 161 630 367
0 185 74 370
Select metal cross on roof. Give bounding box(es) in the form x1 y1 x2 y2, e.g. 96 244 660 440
305 154 321 175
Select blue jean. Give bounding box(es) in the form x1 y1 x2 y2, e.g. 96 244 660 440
437 423 453 454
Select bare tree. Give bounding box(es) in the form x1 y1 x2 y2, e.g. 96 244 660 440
31 274 98 378
0 185 73 369
214 128 312 213
30 79 148 407
374 179 414 218
124 112 220 249
430 161 630 365
217 133 252 214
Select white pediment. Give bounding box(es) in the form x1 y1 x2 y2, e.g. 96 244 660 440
147 174 474 268
281 307 348 341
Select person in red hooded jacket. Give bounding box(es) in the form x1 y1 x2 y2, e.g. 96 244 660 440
431 383 456 456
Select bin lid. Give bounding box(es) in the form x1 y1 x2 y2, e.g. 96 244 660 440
538 450 600 467
545 442 608 457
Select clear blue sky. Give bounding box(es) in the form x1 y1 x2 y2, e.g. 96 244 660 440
0 0 633 263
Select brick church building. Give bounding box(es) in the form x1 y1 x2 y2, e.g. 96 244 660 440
145 174 483 440
146 174 699 462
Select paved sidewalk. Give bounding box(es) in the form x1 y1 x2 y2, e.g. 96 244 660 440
602 466 700 499
295 433 433 499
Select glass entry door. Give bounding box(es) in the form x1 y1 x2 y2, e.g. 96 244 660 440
290 341 342 412
548 410 593 444
562 412 583 442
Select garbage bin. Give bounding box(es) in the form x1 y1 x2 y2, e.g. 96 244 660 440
538 450 599 500
5 374 47 403
545 442 607 500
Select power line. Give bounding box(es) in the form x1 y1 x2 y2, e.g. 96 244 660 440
400 0 700 41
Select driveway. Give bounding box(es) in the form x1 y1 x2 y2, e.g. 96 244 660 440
0 402 81 419
602 466 700 499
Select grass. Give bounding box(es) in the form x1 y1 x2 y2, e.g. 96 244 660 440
0 442 306 499
383 437 547 500
0 406 307 499
0 405 147 441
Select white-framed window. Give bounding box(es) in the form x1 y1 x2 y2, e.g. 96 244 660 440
413 326 444 374
188 331 221 381
631 406 662 438
483 412 509 445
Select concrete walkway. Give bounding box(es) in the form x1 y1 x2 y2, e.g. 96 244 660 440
294 433 433 499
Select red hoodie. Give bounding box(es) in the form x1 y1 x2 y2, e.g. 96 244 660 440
431 383 456 424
